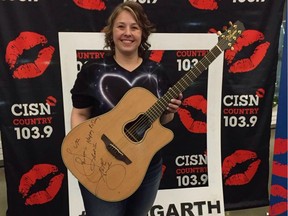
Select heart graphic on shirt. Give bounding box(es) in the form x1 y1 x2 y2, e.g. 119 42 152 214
99 73 159 108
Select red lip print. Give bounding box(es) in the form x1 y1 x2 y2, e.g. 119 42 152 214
19 164 64 206
188 0 218 10
178 95 207 133
271 185 288 200
225 30 270 73
46 96 57 106
149 50 164 63
256 88 265 98
269 184 288 215
269 201 288 216
271 138 288 178
73 0 106 10
273 138 288 155
272 161 288 179
5 32 55 79
222 150 261 186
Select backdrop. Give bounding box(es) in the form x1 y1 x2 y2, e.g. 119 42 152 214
0 0 286 216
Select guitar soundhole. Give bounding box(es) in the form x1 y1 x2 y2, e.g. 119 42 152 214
124 114 151 142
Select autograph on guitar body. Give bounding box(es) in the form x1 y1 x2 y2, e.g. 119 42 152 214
61 21 245 202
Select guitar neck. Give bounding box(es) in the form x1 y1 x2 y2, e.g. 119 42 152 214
145 20 245 123
146 44 223 122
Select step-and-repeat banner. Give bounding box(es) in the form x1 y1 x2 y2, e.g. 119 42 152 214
0 1 286 216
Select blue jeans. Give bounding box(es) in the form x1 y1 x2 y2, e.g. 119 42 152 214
79 159 162 216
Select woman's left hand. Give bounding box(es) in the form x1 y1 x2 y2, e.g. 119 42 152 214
166 93 183 113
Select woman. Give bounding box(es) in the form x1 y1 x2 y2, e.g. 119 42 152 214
70 1 182 215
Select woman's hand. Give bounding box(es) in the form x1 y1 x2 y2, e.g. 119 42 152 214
160 93 183 124
166 93 183 113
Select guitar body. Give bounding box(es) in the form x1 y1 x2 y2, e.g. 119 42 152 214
62 87 174 202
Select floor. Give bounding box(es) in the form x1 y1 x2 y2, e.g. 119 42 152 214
0 129 275 216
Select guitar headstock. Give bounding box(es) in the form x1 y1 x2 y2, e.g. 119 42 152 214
218 21 245 51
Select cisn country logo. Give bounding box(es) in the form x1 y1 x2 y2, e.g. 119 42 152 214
19 164 64 206
12 96 57 140
5 31 55 79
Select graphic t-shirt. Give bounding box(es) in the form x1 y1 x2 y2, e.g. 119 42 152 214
71 55 171 165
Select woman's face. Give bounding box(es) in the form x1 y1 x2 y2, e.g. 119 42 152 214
112 10 142 57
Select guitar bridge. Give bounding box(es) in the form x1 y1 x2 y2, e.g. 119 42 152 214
101 134 132 165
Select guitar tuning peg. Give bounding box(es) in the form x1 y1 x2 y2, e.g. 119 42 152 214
217 31 222 36
229 21 233 26
230 47 235 51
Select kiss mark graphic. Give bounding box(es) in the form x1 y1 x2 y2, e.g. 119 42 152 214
225 30 270 73
273 138 288 155
271 138 288 178
271 185 288 200
222 150 261 186
149 50 164 63
46 96 57 106
272 161 288 179
189 0 218 10
5 32 55 79
269 184 288 215
73 0 106 10
19 164 64 206
256 88 265 98
178 95 207 133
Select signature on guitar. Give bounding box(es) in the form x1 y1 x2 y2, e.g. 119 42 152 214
65 117 127 192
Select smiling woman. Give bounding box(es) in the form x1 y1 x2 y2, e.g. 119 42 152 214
68 1 182 216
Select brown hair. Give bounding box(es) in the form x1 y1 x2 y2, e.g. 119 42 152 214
102 1 156 57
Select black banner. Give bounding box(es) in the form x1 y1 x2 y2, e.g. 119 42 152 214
0 0 285 215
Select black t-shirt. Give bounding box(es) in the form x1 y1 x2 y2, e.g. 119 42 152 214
71 55 171 165
71 57 169 113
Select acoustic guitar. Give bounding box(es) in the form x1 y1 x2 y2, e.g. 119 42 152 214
61 21 245 202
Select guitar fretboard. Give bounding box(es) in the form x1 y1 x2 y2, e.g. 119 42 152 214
146 44 223 122
145 20 245 124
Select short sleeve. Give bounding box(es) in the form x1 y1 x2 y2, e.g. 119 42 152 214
70 63 95 108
